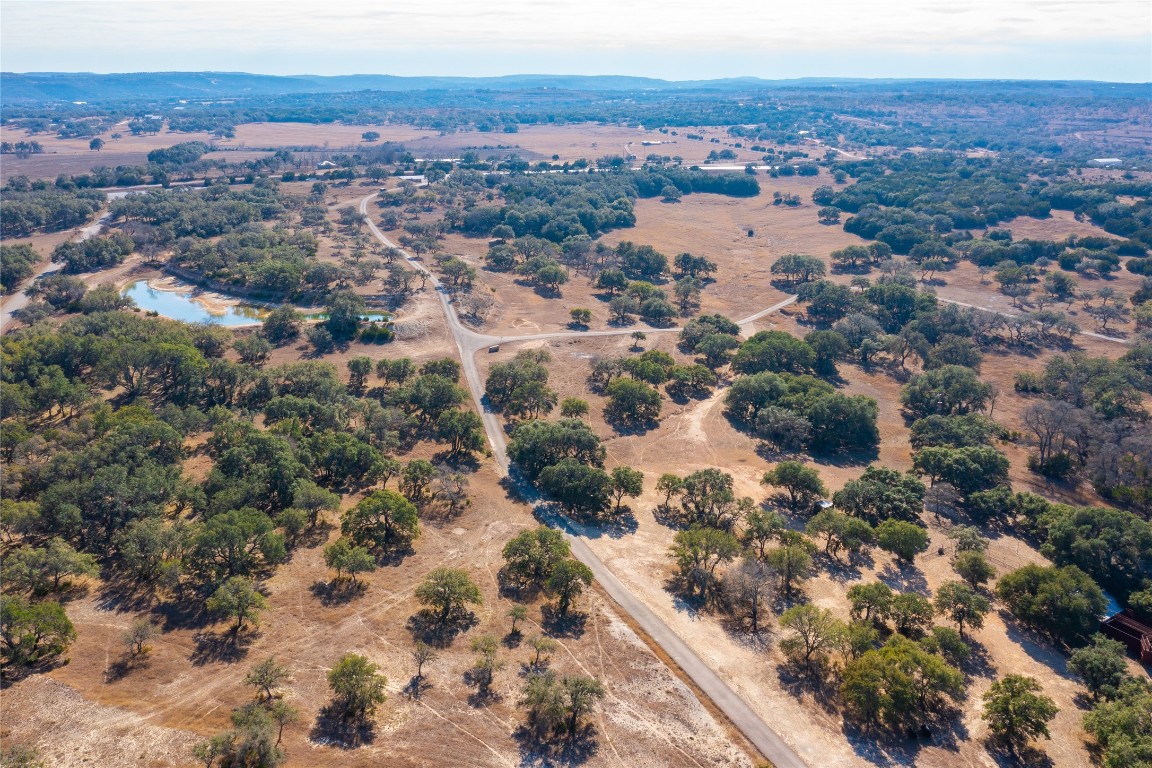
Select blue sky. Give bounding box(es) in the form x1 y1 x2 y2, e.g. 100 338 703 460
2 0 1149 81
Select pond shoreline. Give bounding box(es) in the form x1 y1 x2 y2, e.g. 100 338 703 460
122 275 390 327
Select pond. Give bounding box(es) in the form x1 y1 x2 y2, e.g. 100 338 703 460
122 280 390 326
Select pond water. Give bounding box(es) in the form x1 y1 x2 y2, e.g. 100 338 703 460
122 281 389 326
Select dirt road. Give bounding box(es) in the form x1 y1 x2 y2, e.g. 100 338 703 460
359 193 809 768
0 211 112 332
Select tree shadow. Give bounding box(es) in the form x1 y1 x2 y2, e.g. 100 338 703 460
605 416 658 437
986 741 1055 768
309 704 377 749
150 596 212 633
999 610 1077 680
842 709 969 767
430 450 482 473
819 551 864 583
957 640 996 679
0 654 70 687
104 650 151 683
96 578 160 615
775 661 839 715
539 605 587 639
567 508 639 540
652 502 686 530
404 674 432 700
878 563 930 595
406 609 480 648
310 579 368 606
462 672 504 707
513 723 601 767
190 629 256 665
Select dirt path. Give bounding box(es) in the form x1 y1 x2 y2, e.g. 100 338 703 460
359 193 809 768
0 210 113 332
937 296 1130 345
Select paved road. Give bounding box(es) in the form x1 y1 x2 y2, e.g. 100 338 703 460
359 193 809 768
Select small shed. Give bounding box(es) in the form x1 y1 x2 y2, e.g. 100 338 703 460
1100 610 1152 663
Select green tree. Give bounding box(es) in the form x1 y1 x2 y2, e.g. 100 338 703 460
507 418 605 480
415 567 482 625
262 305 302 345
847 582 894 623
954 550 996 589
604 377 661 427
245 656 293 703
207 577 268 637
841 636 965 729
876 520 930 566
347 356 372 393
291 480 341 529
559 398 589 418
762 462 826 513
436 409 485 457
900 365 993 419
779 604 846 674
996 564 1107 646
561 675 606 738
340 489 420 554
770 253 826 285
3 538 98 595
547 559 594 618
669 527 741 600
122 617 159 658
766 536 817 599
1084 677 1152 768
934 580 990 638
189 508 286 585
609 466 644 514
568 308 592 328
469 634 505 698
323 290 367 342
520 671 567 740
832 467 925 524
982 675 1059 755
323 538 377 585
806 509 875 560
0 596 76 669
537 459 612 516
1068 635 1129 702
327 653 387 722
733 331 814 375
233 334 272 366
678 468 736 529
888 592 935 637
912 446 1009 497
501 526 571 590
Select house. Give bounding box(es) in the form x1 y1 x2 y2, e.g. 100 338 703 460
316 160 338 169
1100 610 1152 663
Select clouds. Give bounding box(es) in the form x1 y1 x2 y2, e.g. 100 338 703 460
1 0 1148 80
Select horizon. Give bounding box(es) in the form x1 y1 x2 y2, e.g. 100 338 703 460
2 0 1149 83
3 71 1150 85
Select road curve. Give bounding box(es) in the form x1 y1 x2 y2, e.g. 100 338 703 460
937 297 1130 345
0 211 113 333
359 193 809 768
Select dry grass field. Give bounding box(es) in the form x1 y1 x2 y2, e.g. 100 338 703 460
3 122 1148 768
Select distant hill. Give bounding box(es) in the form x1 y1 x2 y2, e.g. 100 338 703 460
2 71 1141 106
5 71 1016 104
0 72 778 103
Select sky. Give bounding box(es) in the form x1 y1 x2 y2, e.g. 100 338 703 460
1 0 1150 82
